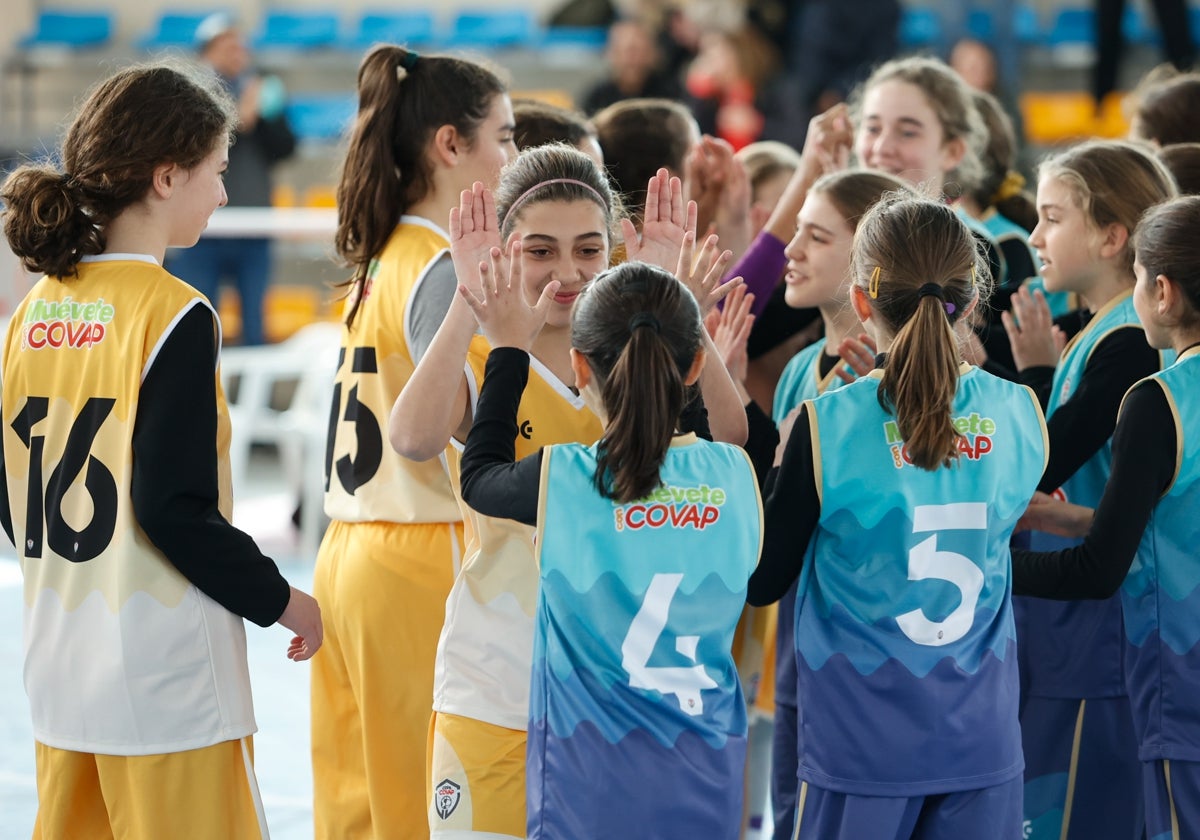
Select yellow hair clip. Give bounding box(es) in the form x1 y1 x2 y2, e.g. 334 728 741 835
868 266 881 299
970 264 977 286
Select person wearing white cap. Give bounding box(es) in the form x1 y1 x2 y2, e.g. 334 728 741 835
168 13 296 346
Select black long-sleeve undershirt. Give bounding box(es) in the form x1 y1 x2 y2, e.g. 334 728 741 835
1012 380 1176 599
132 304 290 627
459 347 731 526
1023 324 1161 493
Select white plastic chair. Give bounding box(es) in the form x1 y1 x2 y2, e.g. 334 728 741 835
220 321 341 558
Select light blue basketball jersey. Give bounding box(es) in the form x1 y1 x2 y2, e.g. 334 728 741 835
529 435 763 839
773 337 855 423
1122 347 1200 760
796 366 1047 795
1019 290 1168 698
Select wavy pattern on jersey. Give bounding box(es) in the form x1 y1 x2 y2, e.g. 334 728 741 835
1123 508 1200 652
1125 629 1200 759
796 504 1019 678
796 638 1022 794
532 568 746 749
527 716 745 840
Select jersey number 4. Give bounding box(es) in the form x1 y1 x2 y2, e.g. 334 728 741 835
621 572 718 716
10 396 118 562
896 503 987 647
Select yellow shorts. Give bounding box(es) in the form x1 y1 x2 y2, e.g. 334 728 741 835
428 711 526 838
33 737 265 840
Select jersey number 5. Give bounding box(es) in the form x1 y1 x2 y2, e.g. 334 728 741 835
621 572 718 716
325 347 383 494
10 396 118 562
896 503 987 647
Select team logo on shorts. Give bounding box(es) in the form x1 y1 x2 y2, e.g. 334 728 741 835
434 778 461 820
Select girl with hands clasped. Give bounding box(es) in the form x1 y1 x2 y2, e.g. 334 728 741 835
752 197 1048 839
457 259 761 839
1012 195 1200 840
390 146 745 837
0 63 320 840
1005 140 1177 840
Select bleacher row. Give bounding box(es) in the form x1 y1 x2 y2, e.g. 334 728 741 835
9 5 1191 146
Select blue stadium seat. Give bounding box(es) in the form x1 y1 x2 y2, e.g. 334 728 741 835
252 10 340 51
446 9 538 49
342 11 437 51
540 26 607 50
1121 4 1160 45
18 10 113 49
286 93 356 142
137 12 220 51
965 6 1044 44
1045 7 1095 47
899 7 941 47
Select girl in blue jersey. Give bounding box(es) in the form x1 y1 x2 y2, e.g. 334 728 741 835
1013 194 1200 840
1004 140 1176 840
452 256 760 839
767 168 910 839
752 196 1048 839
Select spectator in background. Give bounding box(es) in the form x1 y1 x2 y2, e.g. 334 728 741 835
786 0 900 122
940 2 1021 99
581 20 683 114
1094 0 1194 108
685 25 779 151
169 13 296 345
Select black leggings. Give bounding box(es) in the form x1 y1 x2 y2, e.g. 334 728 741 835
1094 0 1195 103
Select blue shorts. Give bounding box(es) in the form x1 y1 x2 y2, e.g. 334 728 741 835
771 701 799 840
1021 695 1143 840
1144 759 1200 840
792 776 1022 840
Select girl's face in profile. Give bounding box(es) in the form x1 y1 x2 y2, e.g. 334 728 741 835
783 190 854 310
511 199 609 329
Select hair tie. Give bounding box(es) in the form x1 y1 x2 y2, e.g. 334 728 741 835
503 178 608 229
396 50 419 82
629 312 660 334
868 266 882 299
991 170 1026 204
917 282 958 317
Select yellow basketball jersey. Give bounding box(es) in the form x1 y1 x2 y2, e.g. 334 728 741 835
324 216 462 524
2 254 254 754
434 344 603 729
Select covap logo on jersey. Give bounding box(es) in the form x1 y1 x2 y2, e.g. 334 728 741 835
613 483 727 532
883 412 997 469
434 778 461 820
21 297 114 351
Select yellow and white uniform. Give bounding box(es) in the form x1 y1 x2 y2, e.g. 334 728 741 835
2 254 271 839
313 216 465 840
428 342 602 838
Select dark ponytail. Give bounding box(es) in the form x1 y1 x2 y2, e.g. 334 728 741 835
335 45 506 326
571 262 702 502
853 198 991 471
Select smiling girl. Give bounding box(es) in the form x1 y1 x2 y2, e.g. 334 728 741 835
1004 139 1177 840
390 144 743 836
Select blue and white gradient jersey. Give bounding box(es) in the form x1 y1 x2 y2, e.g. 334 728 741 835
797 366 1047 795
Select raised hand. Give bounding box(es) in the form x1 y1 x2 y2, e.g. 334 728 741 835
457 242 558 352
676 230 740 314
621 168 698 272
802 103 854 180
706 283 756 386
835 332 878 383
449 181 503 296
1001 285 1063 371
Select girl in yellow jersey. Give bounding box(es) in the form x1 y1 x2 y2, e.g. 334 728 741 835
390 146 746 837
0 64 322 840
313 45 516 840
